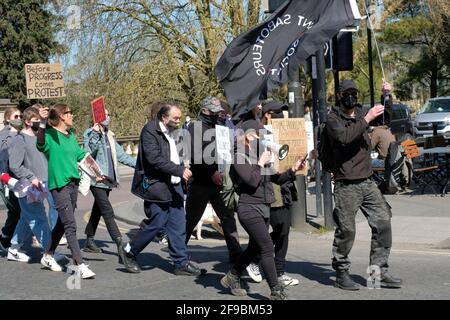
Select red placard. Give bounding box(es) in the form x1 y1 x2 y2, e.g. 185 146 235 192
91 96 106 124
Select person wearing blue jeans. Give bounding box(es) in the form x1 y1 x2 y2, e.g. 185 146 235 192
6 107 54 262
8 196 52 261
131 184 186 265
20 191 60 249
122 102 206 276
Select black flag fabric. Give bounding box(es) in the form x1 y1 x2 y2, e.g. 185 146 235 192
215 0 361 120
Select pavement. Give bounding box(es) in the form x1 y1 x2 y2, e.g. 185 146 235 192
0 166 449 301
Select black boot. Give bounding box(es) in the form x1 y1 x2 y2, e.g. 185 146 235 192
335 271 360 291
83 236 102 253
121 243 141 273
270 284 288 300
380 272 403 288
220 270 247 296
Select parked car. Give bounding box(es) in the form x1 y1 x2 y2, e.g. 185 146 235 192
364 103 414 141
390 103 414 141
414 96 450 141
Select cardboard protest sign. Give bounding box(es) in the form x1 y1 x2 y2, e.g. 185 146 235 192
91 96 106 124
25 64 65 99
271 118 308 176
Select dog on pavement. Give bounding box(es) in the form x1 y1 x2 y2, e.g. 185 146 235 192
194 203 223 240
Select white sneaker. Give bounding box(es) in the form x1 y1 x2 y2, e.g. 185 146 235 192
40 254 62 272
53 251 68 262
278 273 299 286
77 263 96 279
246 263 262 283
7 248 30 262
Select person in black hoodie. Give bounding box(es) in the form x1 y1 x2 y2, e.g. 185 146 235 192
220 119 305 300
327 79 402 290
185 96 242 263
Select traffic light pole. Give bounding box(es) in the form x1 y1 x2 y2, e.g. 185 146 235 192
316 47 334 229
311 55 323 218
288 69 308 229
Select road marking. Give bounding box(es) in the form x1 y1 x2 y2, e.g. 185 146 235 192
392 249 450 256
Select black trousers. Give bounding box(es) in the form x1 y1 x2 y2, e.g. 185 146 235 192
84 186 122 242
233 204 278 288
269 206 291 275
48 182 84 265
185 182 241 261
1 191 20 239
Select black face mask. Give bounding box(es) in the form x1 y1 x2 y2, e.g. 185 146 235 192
271 111 284 119
31 121 40 131
200 112 218 126
217 116 226 126
341 95 357 109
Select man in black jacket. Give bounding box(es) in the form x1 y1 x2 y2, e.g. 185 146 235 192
185 96 242 263
327 80 402 290
122 102 206 276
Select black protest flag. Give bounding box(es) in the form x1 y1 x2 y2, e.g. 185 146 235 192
215 0 361 120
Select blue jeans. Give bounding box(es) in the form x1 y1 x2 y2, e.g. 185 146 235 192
10 197 51 252
47 192 59 231
130 184 188 268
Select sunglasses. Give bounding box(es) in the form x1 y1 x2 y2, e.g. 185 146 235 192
64 110 73 115
342 91 358 98
12 114 22 119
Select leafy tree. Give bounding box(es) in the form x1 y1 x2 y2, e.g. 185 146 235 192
0 0 65 107
380 0 450 99
57 0 263 136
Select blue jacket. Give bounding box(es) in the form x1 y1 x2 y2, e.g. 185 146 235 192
83 128 136 189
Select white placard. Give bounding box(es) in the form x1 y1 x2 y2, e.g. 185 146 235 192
215 125 232 171
263 125 276 163
305 120 314 153
289 92 295 103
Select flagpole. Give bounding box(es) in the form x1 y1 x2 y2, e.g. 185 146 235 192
366 0 375 107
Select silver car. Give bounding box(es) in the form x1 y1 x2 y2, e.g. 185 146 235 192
414 96 450 140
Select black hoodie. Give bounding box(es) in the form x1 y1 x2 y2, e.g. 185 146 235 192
326 105 373 181
187 112 219 185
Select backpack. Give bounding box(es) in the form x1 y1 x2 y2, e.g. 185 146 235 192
383 141 413 194
226 152 253 211
220 163 240 212
317 122 334 173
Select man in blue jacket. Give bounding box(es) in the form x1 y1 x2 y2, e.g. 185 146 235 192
122 102 206 276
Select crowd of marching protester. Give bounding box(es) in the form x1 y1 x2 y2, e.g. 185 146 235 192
0 79 403 300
